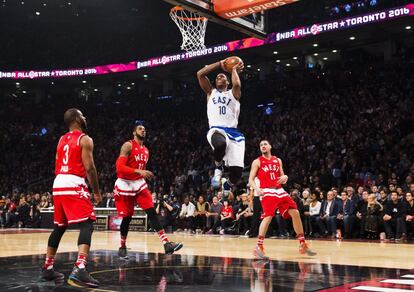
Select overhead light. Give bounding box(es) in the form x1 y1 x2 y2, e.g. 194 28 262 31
257 68 261 72
273 51 278 55
406 26 412 30
22 90 27 94
143 74 148 78
82 80 87 84
349 36 356 40
286 63 291 67
43 3 47 6
16 82 20 86
276 60 281 63
117 83 121 87
332 49 338 53
131 82 135 85
313 43 318 47
21 1 24 4
293 56 298 60
35 11 40 16
94 88 98 92
246 65 251 68
314 53 319 56
51 82 54 85
323 57 328 60
127 86 131 90
67 2 71 5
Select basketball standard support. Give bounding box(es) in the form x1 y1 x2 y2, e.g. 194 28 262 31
163 0 267 39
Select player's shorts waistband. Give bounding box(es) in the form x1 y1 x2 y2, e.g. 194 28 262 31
209 126 245 142
53 174 88 196
114 178 147 196
262 188 289 198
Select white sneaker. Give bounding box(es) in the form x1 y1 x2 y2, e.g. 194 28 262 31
211 168 223 189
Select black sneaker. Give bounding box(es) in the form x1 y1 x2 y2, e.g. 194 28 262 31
118 246 128 259
40 267 64 281
164 241 183 255
68 266 99 288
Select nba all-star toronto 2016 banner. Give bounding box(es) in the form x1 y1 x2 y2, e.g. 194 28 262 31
213 0 299 19
1 4 413 79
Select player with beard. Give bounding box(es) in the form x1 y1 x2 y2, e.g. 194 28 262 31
41 108 102 288
114 120 183 259
249 140 316 259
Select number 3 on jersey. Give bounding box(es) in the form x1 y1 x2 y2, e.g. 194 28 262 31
63 144 69 164
219 105 226 115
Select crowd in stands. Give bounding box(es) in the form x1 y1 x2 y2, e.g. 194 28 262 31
0 56 413 241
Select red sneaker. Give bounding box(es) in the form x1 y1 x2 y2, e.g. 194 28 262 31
299 242 317 256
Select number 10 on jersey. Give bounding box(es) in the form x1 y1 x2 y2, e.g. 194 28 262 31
219 106 226 115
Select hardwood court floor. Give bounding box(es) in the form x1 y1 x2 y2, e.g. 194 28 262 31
0 229 413 291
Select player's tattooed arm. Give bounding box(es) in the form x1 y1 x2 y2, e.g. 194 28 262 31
119 141 132 157
231 62 244 100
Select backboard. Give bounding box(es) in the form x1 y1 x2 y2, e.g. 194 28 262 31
163 0 267 39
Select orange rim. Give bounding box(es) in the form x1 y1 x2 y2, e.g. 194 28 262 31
170 6 207 21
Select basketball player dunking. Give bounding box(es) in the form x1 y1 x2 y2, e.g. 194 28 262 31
249 140 316 259
114 120 183 259
41 108 101 288
197 59 245 194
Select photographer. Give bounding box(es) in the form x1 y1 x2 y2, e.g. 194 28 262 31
155 194 175 233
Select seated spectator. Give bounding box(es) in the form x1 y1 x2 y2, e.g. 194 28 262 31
304 191 322 237
101 192 115 208
16 197 30 228
383 191 407 241
404 192 414 240
346 186 361 208
234 193 253 235
378 189 388 206
219 200 234 235
365 194 383 239
337 191 355 239
194 195 209 232
3 198 17 227
206 196 222 234
316 191 341 238
355 191 369 238
0 196 7 227
178 196 196 233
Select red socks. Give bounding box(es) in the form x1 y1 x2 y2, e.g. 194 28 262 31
158 230 169 244
297 233 305 245
75 253 87 269
257 235 265 249
43 256 55 270
120 235 127 248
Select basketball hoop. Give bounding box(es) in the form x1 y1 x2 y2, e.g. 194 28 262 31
169 6 208 52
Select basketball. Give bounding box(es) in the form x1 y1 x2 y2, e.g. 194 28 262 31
223 56 243 72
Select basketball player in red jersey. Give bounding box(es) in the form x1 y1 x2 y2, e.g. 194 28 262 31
114 120 183 258
41 108 102 288
249 140 316 259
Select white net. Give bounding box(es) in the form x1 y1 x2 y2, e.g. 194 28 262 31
170 6 208 52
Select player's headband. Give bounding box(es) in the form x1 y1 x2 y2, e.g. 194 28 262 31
134 120 145 127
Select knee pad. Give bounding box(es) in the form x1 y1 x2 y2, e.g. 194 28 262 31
120 216 132 237
211 132 226 162
48 225 67 249
78 219 94 246
145 208 162 231
228 166 243 185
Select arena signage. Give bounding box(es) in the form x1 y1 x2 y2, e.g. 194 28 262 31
1 4 412 79
213 0 299 19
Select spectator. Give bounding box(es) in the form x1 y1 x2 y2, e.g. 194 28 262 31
16 197 31 228
101 192 115 208
304 191 321 237
4 198 17 227
365 194 383 239
219 200 234 235
206 196 222 234
355 191 369 238
178 196 196 233
378 189 388 206
383 192 407 241
337 191 356 239
155 195 175 233
404 192 414 240
234 193 253 235
317 191 341 238
346 186 361 207
194 195 209 232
